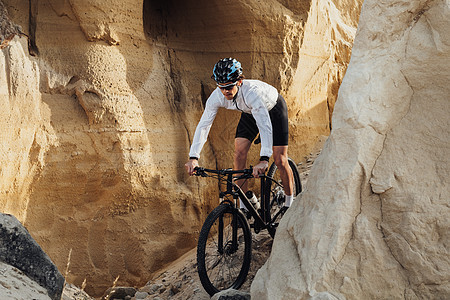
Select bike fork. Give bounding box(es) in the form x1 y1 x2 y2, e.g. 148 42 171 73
218 215 224 254
217 207 239 254
232 209 239 251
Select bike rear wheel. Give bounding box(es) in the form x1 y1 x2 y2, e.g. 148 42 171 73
265 158 302 236
197 203 252 296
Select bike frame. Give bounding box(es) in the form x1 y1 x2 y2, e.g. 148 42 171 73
196 167 281 237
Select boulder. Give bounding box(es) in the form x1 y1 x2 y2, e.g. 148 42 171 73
0 213 64 300
252 0 450 299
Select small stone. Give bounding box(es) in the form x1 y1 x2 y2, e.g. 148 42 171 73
170 282 181 295
134 291 149 299
145 283 162 294
138 285 152 294
211 289 250 300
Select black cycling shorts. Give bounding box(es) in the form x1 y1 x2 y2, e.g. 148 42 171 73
235 94 289 146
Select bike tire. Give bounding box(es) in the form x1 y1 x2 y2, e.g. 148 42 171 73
197 203 252 296
265 158 302 236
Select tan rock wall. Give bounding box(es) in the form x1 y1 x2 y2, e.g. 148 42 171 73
252 0 450 299
0 0 361 296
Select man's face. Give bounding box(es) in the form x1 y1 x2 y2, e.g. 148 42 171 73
218 80 242 100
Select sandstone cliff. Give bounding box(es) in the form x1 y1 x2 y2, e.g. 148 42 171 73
0 0 361 296
252 0 450 299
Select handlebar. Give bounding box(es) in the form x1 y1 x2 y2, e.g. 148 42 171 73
193 167 255 179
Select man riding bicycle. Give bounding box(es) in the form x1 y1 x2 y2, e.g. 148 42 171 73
185 57 294 211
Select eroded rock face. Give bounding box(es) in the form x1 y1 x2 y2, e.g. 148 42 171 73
0 0 360 296
252 0 450 299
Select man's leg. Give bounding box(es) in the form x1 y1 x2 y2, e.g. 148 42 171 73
273 145 294 206
234 137 252 209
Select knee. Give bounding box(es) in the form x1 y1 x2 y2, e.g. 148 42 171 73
273 154 289 169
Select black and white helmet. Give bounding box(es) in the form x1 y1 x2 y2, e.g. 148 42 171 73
211 58 243 84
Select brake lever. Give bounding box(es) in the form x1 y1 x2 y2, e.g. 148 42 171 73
193 167 206 177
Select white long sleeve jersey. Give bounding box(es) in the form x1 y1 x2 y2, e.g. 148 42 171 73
189 79 279 159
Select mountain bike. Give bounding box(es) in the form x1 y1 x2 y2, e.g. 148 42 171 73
194 158 301 296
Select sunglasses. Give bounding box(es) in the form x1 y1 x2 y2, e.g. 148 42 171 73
217 82 237 90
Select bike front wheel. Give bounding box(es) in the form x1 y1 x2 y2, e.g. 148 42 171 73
197 203 252 296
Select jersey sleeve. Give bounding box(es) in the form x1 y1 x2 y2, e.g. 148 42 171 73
188 93 221 159
248 91 273 158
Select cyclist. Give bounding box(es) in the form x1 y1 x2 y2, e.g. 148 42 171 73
185 57 294 210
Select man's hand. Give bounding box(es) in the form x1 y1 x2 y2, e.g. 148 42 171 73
253 161 269 177
185 159 199 176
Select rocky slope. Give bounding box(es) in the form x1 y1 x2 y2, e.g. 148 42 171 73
252 0 450 299
0 0 361 296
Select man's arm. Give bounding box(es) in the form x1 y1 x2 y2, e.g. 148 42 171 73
186 92 220 174
251 105 273 158
188 101 219 159
250 104 273 176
